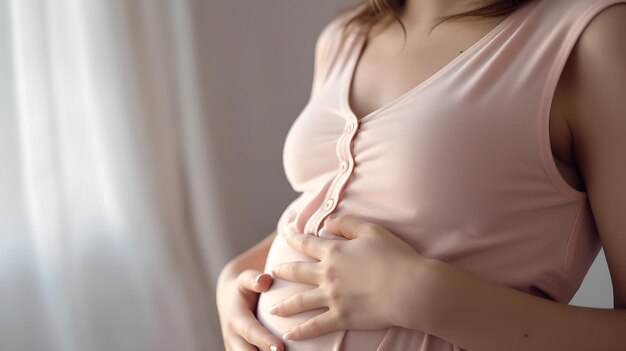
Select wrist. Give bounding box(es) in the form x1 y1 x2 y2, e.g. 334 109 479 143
394 256 444 333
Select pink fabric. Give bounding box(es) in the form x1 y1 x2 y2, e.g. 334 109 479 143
256 0 624 349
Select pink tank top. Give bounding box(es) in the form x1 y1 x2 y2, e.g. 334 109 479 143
256 0 624 350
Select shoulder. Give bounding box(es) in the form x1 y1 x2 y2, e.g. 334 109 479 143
311 4 367 95
314 15 342 62
310 13 345 96
565 2 626 129
563 3 626 308
314 4 367 62
576 2 626 55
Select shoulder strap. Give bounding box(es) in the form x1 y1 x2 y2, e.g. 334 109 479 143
310 4 367 98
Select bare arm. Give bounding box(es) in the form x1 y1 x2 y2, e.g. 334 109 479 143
217 230 285 351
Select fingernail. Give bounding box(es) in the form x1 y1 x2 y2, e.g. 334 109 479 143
255 273 265 284
269 344 278 351
269 304 278 315
282 331 293 341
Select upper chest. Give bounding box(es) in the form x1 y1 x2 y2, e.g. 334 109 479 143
346 17 583 189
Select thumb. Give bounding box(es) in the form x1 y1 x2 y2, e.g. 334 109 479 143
237 269 273 294
322 215 371 240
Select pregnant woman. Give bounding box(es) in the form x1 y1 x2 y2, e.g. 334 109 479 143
216 0 626 350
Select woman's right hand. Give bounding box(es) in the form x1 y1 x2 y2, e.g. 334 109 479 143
217 267 285 351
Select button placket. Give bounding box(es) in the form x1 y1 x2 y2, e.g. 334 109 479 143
340 160 349 173
308 119 359 236
345 121 356 134
324 199 334 210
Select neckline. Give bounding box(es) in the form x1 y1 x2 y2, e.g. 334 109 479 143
340 8 521 123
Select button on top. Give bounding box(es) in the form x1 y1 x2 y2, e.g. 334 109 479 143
346 121 357 133
340 160 349 173
324 199 334 210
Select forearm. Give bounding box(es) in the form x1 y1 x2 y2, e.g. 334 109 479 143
402 258 626 351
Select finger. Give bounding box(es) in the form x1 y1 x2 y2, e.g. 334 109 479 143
323 215 374 240
230 334 279 351
237 269 273 294
228 334 256 351
232 309 284 351
270 288 326 317
284 231 334 260
282 310 338 341
270 261 321 285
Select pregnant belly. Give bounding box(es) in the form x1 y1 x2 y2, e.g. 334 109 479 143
256 233 388 351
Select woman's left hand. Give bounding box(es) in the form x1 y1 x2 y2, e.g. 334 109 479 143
269 215 433 341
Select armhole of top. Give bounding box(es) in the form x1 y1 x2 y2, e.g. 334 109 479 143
538 0 626 201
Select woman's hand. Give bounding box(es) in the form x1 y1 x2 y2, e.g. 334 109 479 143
268 215 433 341
216 267 284 351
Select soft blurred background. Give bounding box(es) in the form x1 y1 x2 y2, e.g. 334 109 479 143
0 0 614 350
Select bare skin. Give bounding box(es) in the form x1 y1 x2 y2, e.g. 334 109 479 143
216 1 626 350
216 231 285 351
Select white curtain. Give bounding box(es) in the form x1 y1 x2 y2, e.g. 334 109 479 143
1 0 226 350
